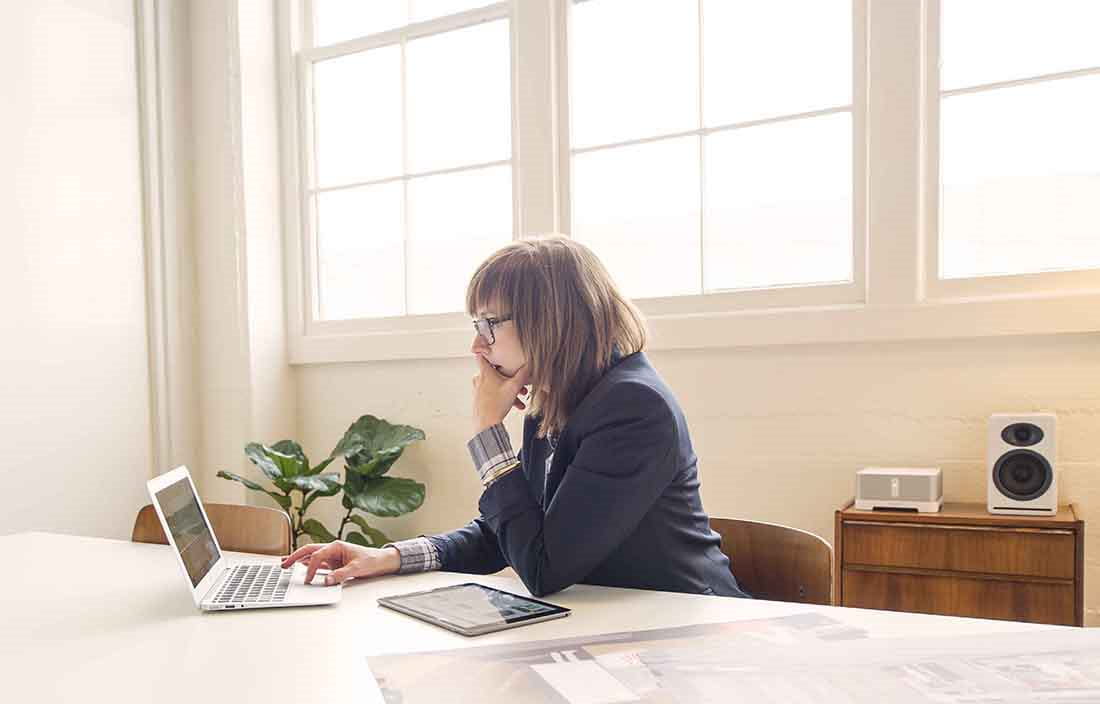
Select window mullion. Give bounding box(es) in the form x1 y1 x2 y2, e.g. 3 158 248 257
400 38 409 316
865 0 926 306
512 0 558 236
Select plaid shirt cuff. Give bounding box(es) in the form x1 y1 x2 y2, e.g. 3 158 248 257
385 536 441 574
468 423 521 487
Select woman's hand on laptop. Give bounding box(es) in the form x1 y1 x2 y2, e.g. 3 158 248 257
280 541 401 586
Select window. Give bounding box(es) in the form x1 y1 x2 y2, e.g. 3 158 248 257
936 0 1100 281
279 1 1100 364
568 0 854 300
303 2 514 321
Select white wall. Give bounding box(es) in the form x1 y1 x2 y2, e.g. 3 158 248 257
0 0 152 539
295 333 1100 621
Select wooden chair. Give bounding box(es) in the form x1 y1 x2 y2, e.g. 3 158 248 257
710 517 833 605
132 503 292 556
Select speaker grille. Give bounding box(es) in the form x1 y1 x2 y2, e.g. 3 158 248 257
859 474 936 500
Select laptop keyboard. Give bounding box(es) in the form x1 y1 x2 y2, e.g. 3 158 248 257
213 564 291 605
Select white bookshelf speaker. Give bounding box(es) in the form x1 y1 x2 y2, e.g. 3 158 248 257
988 413 1057 516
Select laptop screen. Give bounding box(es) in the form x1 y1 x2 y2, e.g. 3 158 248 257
155 477 221 587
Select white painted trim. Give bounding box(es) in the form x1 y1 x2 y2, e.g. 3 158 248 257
278 0 307 344
303 3 509 60
135 0 171 475
866 0 924 305
571 106 855 156
310 158 513 194
554 0 571 234
942 65 1100 98
512 0 557 235
852 0 869 309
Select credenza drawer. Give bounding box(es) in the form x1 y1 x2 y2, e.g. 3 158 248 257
842 569 1076 626
843 522 1075 579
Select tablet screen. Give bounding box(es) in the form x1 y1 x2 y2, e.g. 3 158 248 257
380 583 568 632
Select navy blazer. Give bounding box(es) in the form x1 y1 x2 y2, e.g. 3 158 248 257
428 350 748 599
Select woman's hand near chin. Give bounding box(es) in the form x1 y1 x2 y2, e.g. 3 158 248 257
471 356 530 434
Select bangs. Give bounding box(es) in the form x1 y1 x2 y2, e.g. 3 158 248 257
465 245 531 317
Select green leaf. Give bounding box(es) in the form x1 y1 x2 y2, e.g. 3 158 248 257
345 531 369 547
285 473 342 494
343 476 425 517
265 441 306 480
244 443 292 492
307 456 335 476
346 447 404 478
301 518 337 543
301 479 342 513
330 415 425 477
216 470 292 511
349 515 390 547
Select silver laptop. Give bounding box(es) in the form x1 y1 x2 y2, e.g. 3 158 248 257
147 466 341 611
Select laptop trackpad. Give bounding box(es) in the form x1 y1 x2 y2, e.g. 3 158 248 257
290 562 341 589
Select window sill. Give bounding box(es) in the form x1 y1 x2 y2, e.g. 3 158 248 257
288 290 1100 365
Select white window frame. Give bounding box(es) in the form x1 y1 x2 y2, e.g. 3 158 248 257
923 0 1100 301
558 0 868 312
277 0 1100 366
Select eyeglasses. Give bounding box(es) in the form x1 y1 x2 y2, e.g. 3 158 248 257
472 315 512 345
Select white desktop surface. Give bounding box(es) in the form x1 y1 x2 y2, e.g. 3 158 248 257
1 532 1064 703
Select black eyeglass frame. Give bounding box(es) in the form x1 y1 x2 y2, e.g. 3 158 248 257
472 315 513 345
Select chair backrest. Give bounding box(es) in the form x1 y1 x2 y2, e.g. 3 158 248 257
132 503 292 556
710 517 833 605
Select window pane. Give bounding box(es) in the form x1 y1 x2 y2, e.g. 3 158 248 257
572 138 701 299
703 0 851 125
704 114 852 291
312 0 409 46
313 48 403 187
409 0 493 24
570 0 698 149
406 166 513 315
942 0 1100 91
316 184 405 320
406 20 512 173
940 77 1100 279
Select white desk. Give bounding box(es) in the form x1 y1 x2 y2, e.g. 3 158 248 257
0 532 1070 703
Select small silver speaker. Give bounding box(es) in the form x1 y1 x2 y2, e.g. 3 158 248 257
988 412 1057 516
856 467 943 512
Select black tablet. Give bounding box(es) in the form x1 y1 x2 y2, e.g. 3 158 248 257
377 582 571 637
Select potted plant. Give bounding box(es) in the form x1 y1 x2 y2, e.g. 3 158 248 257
218 414 426 549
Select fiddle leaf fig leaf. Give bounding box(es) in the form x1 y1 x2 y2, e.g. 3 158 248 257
216 470 292 511
331 416 425 478
346 447 405 478
269 440 308 478
343 476 425 518
302 518 337 544
244 443 292 493
285 473 341 494
307 456 335 476
301 479 342 513
349 515 390 547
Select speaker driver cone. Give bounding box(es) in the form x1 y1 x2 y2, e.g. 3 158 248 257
992 449 1053 502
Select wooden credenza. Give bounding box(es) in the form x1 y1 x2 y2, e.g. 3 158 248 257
835 501 1084 626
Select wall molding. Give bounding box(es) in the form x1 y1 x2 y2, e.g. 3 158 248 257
135 0 172 476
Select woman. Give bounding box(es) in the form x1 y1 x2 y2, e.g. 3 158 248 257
282 236 747 599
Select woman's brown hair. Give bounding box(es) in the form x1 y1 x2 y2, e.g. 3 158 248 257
466 235 647 439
